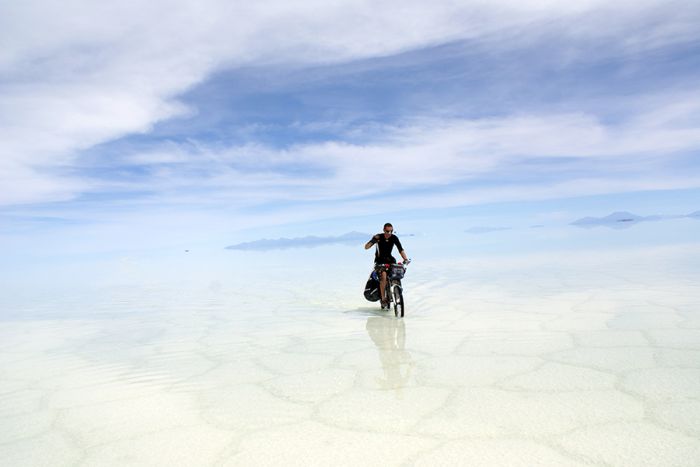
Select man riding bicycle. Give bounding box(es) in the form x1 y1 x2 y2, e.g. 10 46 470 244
365 223 410 309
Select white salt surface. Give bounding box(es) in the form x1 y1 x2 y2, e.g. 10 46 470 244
1 244 700 466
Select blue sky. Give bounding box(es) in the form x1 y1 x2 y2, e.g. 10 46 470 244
1 0 700 258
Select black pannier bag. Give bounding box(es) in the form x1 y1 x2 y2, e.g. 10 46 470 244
364 271 380 302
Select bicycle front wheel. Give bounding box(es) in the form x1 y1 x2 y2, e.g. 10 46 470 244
393 284 404 318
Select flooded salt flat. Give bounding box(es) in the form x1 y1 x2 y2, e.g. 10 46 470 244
2 237 700 466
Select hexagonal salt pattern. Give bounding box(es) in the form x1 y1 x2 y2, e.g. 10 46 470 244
2 248 700 466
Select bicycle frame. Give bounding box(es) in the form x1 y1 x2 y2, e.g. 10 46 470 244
376 262 406 317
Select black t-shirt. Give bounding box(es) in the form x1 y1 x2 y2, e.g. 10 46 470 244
370 233 404 261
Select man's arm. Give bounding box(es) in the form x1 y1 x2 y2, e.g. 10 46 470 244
394 236 408 262
365 235 379 250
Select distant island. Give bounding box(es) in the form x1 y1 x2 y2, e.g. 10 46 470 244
226 231 370 251
571 211 697 229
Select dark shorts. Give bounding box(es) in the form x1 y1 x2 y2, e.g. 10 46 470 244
374 256 396 274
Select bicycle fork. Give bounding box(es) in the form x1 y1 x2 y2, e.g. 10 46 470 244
388 281 401 302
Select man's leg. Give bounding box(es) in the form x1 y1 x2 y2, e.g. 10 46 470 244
379 269 388 308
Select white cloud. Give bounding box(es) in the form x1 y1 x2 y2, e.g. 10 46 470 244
104 98 700 209
0 163 87 205
1 0 698 206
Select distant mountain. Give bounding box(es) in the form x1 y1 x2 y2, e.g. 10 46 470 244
572 211 644 227
225 231 370 251
572 211 697 229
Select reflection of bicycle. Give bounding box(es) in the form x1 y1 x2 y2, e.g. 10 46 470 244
376 262 407 317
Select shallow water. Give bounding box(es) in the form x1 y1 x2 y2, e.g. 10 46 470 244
2 236 700 466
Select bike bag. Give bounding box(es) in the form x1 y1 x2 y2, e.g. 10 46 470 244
389 264 405 280
363 273 380 302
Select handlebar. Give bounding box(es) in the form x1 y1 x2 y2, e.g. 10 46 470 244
374 262 409 269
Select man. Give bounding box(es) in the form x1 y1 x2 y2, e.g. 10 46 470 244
365 223 410 309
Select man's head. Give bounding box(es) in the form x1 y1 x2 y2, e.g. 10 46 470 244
383 223 393 237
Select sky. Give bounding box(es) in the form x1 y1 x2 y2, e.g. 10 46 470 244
1 0 700 266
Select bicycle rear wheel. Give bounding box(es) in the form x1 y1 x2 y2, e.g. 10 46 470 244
393 283 404 317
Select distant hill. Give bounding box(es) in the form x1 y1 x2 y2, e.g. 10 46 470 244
572 211 644 227
226 231 370 251
572 211 698 229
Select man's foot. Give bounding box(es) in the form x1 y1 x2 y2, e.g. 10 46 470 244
380 300 388 310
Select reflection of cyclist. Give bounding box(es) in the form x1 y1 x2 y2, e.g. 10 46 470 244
364 223 409 310
366 317 413 391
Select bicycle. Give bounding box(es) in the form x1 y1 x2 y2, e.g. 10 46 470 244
375 261 408 318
